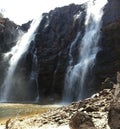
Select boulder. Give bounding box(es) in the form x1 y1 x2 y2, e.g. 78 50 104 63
69 112 96 129
108 72 120 129
108 102 120 129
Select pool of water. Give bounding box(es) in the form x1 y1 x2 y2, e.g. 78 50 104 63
0 103 60 125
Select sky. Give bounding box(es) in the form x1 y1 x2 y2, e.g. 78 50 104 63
0 0 88 25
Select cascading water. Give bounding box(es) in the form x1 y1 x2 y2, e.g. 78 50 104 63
0 16 42 102
30 48 40 102
63 0 108 102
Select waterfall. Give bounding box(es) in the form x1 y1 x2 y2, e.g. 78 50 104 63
0 16 42 102
30 48 40 102
63 0 107 102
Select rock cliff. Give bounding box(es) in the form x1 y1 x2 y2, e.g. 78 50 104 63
95 0 120 85
34 4 86 99
1 0 120 102
31 0 120 100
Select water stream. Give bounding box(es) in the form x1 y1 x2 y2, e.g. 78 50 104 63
0 16 42 102
30 48 40 102
0 0 108 103
63 0 107 102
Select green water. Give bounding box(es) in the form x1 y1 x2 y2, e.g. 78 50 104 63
0 103 58 124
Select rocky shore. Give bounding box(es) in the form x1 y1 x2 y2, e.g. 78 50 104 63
4 77 120 129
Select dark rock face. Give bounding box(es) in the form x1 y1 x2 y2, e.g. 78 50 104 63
26 0 120 100
95 19 120 85
34 4 86 98
91 0 120 93
103 0 120 26
20 20 32 32
0 18 19 53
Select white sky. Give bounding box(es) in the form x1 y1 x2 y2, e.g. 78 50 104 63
0 0 88 25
